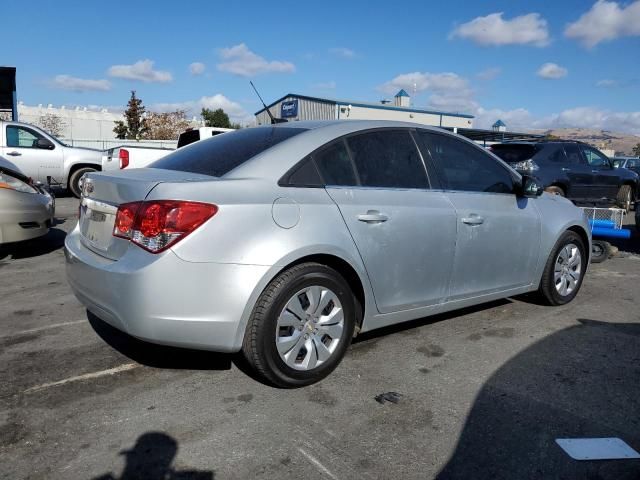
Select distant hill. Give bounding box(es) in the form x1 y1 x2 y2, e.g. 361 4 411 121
541 128 640 156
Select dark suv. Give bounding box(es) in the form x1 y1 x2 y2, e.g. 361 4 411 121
490 141 638 210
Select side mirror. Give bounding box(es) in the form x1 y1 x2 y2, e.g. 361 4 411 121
519 175 543 198
36 138 54 150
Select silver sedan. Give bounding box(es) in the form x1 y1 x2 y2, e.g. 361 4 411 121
0 156 55 245
65 120 590 387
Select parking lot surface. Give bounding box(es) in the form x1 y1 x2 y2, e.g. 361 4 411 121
1 197 639 479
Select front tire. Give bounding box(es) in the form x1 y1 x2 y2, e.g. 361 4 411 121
538 231 587 306
616 184 633 212
242 263 356 388
68 167 97 198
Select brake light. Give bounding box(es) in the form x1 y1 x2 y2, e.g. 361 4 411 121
119 149 130 169
113 200 217 253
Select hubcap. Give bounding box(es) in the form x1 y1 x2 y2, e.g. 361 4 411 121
275 286 344 371
554 243 582 296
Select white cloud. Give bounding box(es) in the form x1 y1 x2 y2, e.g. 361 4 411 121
450 12 550 47
189 62 206 76
596 79 618 87
476 67 502 80
378 71 477 113
474 107 535 130
565 0 640 47
537 63 568 79
217 43 295 77
108 59 172 83
312 81 337 89
329 47 356 58
48 75 111 92
151 94 250 123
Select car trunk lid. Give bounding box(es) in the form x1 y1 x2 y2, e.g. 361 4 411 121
78 168 215 260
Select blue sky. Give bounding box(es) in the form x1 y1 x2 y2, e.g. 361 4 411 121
4 0 640 132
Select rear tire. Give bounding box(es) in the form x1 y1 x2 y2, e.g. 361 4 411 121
545 185 565 197
616 184 633 212
242 263 356 388
68 167 97 198
538 231 587 306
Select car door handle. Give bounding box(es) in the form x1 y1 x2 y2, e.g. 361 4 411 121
462 215 484 225
357 210 388 223
591 169 599 173
6 151 21 156
562 167 571 172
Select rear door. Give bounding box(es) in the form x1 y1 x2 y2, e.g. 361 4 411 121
417 131 541 300
562 143 593 200
581 145 619 200
0 124 63 182
319 129 457 313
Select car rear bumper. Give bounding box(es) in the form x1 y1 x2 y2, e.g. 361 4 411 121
64 227 270 352
0 190 55 244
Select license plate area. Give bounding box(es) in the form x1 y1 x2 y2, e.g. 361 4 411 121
79 199 118 253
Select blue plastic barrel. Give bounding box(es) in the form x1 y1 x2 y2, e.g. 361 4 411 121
589 219 617 229
591 226 631 239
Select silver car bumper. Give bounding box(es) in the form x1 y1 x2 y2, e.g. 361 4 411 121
0 190 55 244
64 227 270 352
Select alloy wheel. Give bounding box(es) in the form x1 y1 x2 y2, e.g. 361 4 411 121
554 243 582 296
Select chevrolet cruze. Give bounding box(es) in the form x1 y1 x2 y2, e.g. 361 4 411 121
65 121 590 387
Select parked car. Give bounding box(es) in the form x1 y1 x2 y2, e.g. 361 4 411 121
102 145 174 172
177 127 233 148
0 120 102 198
0 156 55 245
65 121 590 387
490 141 639 211
613 156 640 176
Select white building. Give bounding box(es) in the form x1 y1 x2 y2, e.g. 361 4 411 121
255 90 474 128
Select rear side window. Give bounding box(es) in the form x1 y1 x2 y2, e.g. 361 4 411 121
345 130 428 189
176 129 200 148
314 141 358 186
490 144 541 163
419 132 514 194
284 157 323 186
563 144 584 165
153 127 307 177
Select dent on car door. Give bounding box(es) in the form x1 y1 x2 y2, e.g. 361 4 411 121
4 125 63 183
316 130 457 314
417 131 541 300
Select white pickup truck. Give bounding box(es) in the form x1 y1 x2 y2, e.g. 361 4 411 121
102 145 173 172
102 127 233 172
0 120 103 197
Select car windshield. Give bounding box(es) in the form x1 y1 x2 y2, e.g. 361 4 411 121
490 144 542 163
151 127 307 177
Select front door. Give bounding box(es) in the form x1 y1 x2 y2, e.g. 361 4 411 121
315 130 458 313
1 124 63 183
417 130 541 300
562 143 593 201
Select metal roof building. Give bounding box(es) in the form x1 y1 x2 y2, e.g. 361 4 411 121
255 91 474 129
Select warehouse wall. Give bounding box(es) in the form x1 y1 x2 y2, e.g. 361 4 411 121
255 96 335 125
339 104 472 128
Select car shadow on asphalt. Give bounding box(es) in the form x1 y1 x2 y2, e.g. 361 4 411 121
87 312 233 371
436 318 640 479
0 227 67 261
92 431 214 479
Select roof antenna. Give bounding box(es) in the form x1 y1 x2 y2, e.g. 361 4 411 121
250 81 287 124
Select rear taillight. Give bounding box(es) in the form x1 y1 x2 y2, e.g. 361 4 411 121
113 200 217 253
119 149 130 169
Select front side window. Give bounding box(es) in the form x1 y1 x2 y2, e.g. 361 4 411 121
345 130 428 189
313 140 358 186
6 126 44 148
419 132 514 194
582 146 609 168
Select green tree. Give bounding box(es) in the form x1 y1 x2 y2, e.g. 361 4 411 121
113 91 149 140
632 143 640 156
201 108 232 128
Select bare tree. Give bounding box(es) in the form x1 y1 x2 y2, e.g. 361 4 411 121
143 110 191 140
33 113 67 137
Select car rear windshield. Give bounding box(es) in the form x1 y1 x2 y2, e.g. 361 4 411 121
490 144 542 163
152 127 308 177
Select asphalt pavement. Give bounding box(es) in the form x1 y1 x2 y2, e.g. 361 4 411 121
1 196 639 479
